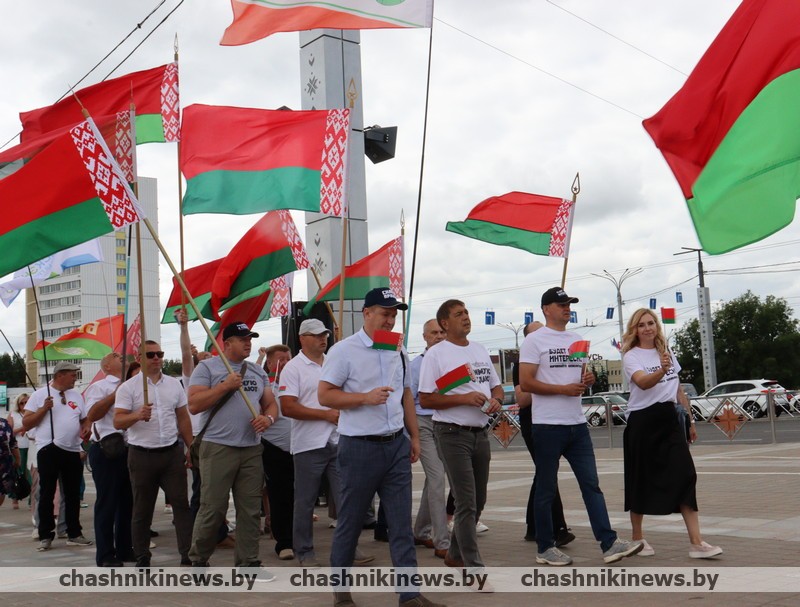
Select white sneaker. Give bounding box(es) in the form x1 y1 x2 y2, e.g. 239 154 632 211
278 548 294 560
689 541 722 559
447 520 454 533
638 539 655 557
164 505 173 514
476 521 489 534
603 538 643 563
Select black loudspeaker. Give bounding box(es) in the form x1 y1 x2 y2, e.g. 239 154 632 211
281 301 335 357
363 126 397 164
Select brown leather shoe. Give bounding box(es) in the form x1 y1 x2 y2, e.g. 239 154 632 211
434 548 447 559
443 554 464 568
333 591 356 606
399 595 447 607
414 537 434 549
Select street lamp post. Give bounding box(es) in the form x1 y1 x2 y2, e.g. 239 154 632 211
497 322 525 349
592 268 643 390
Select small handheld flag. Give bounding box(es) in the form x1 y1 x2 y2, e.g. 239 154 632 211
371 330 403 351
436 364 474 394
661 307 676 324
568 340 590 361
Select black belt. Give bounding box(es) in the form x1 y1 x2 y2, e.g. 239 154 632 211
350 429 404 443
434 421 488 433
129 441 178 453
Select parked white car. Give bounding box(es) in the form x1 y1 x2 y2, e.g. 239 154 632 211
689 379 791 420
581 393 628 426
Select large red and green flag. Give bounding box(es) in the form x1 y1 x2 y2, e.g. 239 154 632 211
436 364 474 394
446 192 575 257
568 340 590 361
221 0 434 45
643 0 800 254
20 63 180 145
661 307 676 325
33 314 125 361
371 330 403 351
180 104 350 216
303 237 404 315
161 258 223 323
205 289 273 354
0 118 144 279
212 210 309 316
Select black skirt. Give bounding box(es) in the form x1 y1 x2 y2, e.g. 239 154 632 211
623 402 698 515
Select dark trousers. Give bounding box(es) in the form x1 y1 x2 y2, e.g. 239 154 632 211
519 405 567 538
261 438 294 554
89 442 133 565
37 443 83 540
127 443 192 562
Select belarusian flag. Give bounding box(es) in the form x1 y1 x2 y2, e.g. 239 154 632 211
568 340 590 361
0 118 144 279
446 192 575 257
643 0 800 254
205 289 273 354
269 273 293 318
20 63 180 145
303 237 404 315
180 104 350 216
33 314 125 361
371 330 403 351
161 258 222 323
212 210 309 316
661 308 676 325
0 240 102 307
221 0 433 45
436 364 474 394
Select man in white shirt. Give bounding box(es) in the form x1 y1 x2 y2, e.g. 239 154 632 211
85 352 132 566
114 340 194 568
410 319 450 558
519 287 643 566
419 300 503 572
23 361 93 552
319 288 442 607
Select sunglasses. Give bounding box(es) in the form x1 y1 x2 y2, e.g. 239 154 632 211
59 391 66 405
145 351 165 359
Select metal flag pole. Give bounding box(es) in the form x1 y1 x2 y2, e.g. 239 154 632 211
560 172 580 289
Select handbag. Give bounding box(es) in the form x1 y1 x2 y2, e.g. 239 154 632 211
190 362 247 468
11 467 31 500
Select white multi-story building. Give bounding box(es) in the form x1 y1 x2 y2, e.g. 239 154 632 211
27 177 161 389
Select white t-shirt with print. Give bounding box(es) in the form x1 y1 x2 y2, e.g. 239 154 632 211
25 385 88 452
418 339 500 427
519 326 586 425
623 347 681 412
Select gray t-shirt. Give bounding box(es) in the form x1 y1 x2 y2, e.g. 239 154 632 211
189 357 268 447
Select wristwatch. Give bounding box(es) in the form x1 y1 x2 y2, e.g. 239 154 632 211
266 414 275 425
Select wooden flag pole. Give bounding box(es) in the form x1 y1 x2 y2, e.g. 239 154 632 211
336 215 348 339
309 266 340 340
560 172 580 289
133 219 150 407
174 35 187 313
140 217 258 418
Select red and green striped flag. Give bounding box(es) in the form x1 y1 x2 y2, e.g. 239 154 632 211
436 364 474 394
0 118 144 279
221 0 433 45
20 64 179 145
303 237 404 315
643 0 800 255
371 330 403 351
212 210 309 317
161 258 223 323
446 192 575 257
661 308 676 325
180 104 350 216
33 314 125 361
205 289 273 354
568 340 590 361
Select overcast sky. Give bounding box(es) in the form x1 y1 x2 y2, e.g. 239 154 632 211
2 0 797 366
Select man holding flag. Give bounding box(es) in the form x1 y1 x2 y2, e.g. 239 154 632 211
319 288 441 607
519 287 642 566
418 300 503 576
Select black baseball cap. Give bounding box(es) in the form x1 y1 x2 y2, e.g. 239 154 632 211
222 321 260 340
541 286 579 306
363 287 408 310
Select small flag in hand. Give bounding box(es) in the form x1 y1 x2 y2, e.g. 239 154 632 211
661 307 676 324
436 364 475 394
371 330 403 351
568 340 590 361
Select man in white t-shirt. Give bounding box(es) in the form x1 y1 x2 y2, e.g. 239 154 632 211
23 361 93 552
519 287 642 566
419 299 503 572
114 340 194 568
85 352 132 566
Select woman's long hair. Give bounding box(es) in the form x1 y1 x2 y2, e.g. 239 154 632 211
14 393 29 413
621 308 667 354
